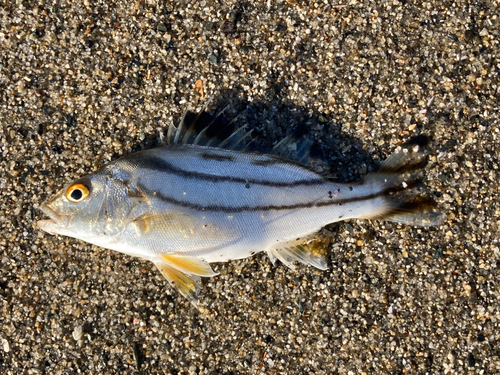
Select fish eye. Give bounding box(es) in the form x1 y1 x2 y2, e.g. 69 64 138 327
66 184 90 203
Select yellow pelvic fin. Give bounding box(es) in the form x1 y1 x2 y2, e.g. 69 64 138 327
266 231 331 271
154 254 217 305
160 254 218 277
155 262 201 306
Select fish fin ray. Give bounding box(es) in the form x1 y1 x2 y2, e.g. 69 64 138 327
267 231 331 271
360 135 443 227
160 254 218 277
378 135 430 174
154 261 201 306
267 248 296 270
369 197 445 227
267 250 278 266
165 110 327 172
269 122 328 171
165 109 254 150
165 109 331 178
154 254 217 306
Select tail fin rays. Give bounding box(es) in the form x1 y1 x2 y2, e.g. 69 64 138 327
378 135 430 174
364 136 444 227
371 197 444 227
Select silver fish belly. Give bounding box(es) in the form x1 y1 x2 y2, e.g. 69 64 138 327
37 111 443 304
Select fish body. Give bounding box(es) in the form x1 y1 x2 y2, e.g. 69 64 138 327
38 111 442 304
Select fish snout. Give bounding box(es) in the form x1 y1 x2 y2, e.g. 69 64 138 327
37 201 69 234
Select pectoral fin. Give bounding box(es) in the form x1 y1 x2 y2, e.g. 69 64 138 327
154 254 217 305
131 211 196 236
266 231 331 271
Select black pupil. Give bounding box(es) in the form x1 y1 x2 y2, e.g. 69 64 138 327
70 189 83 201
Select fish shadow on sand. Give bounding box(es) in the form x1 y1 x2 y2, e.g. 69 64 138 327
132 89 381 185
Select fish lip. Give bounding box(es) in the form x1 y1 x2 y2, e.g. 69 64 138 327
38 202 69 230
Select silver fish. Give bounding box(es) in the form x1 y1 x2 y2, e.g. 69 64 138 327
37 111 443 304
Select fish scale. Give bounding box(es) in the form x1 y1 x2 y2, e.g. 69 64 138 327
38 111 443 305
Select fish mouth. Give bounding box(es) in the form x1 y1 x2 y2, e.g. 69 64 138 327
37 203 68 234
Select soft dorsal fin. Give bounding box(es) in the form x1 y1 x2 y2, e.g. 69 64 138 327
269 123 331 176
270 122 314 164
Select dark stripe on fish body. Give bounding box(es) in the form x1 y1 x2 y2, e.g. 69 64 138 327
251 158 282 166
137 182 401 213
200 152 235 162
131 156 326 188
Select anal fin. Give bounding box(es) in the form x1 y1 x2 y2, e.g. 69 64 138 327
154 254 218 306
266 231 331 271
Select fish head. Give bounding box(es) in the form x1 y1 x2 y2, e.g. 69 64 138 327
37 174 111 240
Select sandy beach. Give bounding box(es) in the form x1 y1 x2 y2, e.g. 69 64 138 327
0 1 499 374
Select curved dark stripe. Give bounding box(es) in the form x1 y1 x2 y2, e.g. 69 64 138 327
131 155 325 187
251 158 282 166
137 182 400 213
200 152 235 162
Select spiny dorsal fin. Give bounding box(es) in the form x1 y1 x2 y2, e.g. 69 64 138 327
166 109 250 151
165 110 327 171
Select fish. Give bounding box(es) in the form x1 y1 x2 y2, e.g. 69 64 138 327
37 110 443 305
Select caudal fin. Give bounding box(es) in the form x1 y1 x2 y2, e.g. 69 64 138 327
365 136 444 227
374 196 444 227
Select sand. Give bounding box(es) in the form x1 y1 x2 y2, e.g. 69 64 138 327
0 1 499 374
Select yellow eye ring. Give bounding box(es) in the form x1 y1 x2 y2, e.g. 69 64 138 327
66 184 90 203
